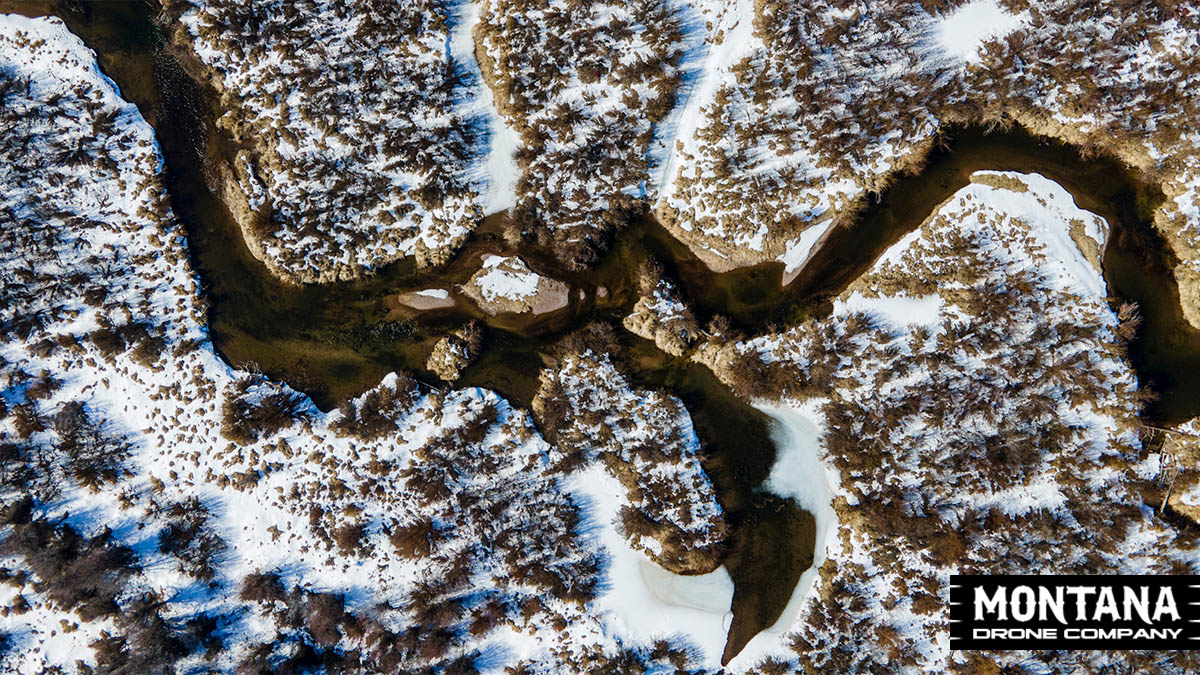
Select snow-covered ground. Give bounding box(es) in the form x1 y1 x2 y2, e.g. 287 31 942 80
652 0 1200 336
453 0 522 215
779 219 837 284
934 0 1028 62
657 0 952 271
168 0 491 282
472 255 542 303
462 254 569 315
654 0 760 204
10 3 1200 673
837 291 945 330
534 346 728 577
474 0 692 265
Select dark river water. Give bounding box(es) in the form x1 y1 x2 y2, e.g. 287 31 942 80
7 0 1200 664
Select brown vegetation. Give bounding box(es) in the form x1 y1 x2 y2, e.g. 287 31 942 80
533 326 727 574
220 376 310 444
477 0 687 269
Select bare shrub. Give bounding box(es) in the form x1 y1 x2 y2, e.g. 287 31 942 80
156 497 227 580
220 377 309 443
240 570 287 604
331 373 418 440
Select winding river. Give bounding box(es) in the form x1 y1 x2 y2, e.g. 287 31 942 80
7 0 1200 665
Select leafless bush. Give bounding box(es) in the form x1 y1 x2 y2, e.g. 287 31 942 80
0 517 134 619
220 377 310 443
240 570 287 604
331 372 418 440
156 497 227 581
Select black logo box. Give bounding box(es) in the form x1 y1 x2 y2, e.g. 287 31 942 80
951 575 1200 650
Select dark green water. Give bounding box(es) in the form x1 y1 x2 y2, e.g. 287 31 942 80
8 0 1200 664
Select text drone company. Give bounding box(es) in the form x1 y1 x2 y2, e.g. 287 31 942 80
950 575 1200 649
970 628 1183 641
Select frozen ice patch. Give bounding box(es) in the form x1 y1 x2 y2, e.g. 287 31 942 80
567 401 839 670
753 404 837 637
639 560 734 614
779 220 835 282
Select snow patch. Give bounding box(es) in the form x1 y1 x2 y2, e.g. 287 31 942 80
453 0 522 214
474 255 541 302
839 291 944 329
935 0 1027 62
779 220 836 275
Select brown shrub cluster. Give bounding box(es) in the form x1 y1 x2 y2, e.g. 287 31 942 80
0 398 132 500
163 0 486 282
237 569 491 674
533 327 727 574
478 0 687 269
155 497 227 581
220 376 310 444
